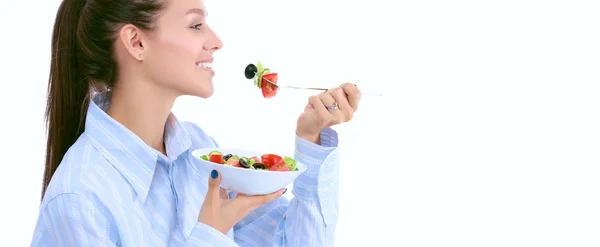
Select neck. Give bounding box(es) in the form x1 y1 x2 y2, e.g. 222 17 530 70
106 78 177 156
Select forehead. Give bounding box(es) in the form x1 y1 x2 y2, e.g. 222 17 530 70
162 0 207 17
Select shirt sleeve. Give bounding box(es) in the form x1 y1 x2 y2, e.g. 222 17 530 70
185 222 239 247
232 128 340 247
30 193 240 247
29 193 119 247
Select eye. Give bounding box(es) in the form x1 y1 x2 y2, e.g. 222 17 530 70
191 24 203 30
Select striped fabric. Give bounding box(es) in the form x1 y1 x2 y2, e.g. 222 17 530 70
30 92 340 247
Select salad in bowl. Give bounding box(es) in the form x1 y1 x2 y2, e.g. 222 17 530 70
199 149 299 172
191 147 306 195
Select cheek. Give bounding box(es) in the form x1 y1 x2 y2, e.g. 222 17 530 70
156 34 200 63
146 33 202 85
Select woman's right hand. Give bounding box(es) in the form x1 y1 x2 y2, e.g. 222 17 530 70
197 169 286 234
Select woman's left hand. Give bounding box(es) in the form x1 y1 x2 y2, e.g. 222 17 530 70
296 83 362 144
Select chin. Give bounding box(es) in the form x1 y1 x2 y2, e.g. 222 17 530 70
176 73 214 98
197 90 214 98
187 82 214 98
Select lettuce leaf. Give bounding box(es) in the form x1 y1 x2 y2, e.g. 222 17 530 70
283 156 297 171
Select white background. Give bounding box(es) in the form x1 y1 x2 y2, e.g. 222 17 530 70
1 0 599 246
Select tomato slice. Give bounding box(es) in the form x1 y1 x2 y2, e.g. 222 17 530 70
261 73 278 98
209 153 224 164
226 157 241 167
274 158 286 167
260 154 282 168
269 163 290 172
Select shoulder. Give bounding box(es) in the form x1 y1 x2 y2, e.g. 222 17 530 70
41 134 128 212
180 121 219 148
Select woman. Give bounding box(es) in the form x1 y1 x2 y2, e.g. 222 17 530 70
30 0 361 246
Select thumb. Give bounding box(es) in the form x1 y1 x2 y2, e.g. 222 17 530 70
206 169 221 202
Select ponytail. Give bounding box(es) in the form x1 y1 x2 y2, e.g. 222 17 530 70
41 0 164 200
42 0 90 200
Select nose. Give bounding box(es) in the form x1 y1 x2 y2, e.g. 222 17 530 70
203 25 223 51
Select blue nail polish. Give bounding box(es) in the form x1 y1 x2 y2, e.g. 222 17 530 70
211 169 218 179
283 188 288 194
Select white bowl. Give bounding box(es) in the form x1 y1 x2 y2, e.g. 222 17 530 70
191 147 307 195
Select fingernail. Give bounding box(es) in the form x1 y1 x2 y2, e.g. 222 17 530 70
283 188 288 194
211 169 218 179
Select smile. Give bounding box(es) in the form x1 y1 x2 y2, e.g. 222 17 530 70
196 62 213 69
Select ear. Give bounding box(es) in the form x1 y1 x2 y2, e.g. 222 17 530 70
119 24 146 61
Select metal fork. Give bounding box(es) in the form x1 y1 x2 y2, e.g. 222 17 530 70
260 76 384 96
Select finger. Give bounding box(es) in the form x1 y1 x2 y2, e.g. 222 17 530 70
341 82 361 111
320 90 343 124
236 188 286 211
256 188 287 207
309 94 329 118
205 169 221 203
329 87 354 122
219 188 229 200
303 100 314 111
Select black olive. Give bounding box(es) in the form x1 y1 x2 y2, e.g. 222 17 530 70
239 158 250 168
252 163 265 169
223 154 232 161
244 64 257 79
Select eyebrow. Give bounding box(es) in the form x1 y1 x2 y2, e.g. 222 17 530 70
186 8 206 17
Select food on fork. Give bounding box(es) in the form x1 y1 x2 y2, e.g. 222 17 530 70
244 61 278 98
244 61 385 97
200 150 299 172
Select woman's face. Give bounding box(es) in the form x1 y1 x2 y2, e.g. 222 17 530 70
142 0 223 98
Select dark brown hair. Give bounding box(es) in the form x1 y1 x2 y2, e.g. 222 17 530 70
42 0 164 199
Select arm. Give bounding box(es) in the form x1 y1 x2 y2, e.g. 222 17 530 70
30 193 119 247
185 223 239 247
232 128 340 247
30 193 239 247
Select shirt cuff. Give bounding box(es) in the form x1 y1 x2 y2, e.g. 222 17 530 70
292 128 340 200
186 222 238 247
295 127 338 160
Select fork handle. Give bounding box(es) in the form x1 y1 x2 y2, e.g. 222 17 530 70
262 76 383 96
280 85 383 96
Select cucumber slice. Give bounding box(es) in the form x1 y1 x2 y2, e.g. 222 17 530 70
254 60 271 89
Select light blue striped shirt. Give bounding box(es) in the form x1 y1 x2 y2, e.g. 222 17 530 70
30 92 340 246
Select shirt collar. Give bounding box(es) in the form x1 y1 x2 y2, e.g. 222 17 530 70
84 91 192 202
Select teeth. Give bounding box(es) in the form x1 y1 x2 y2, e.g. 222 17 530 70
197 62 213 69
